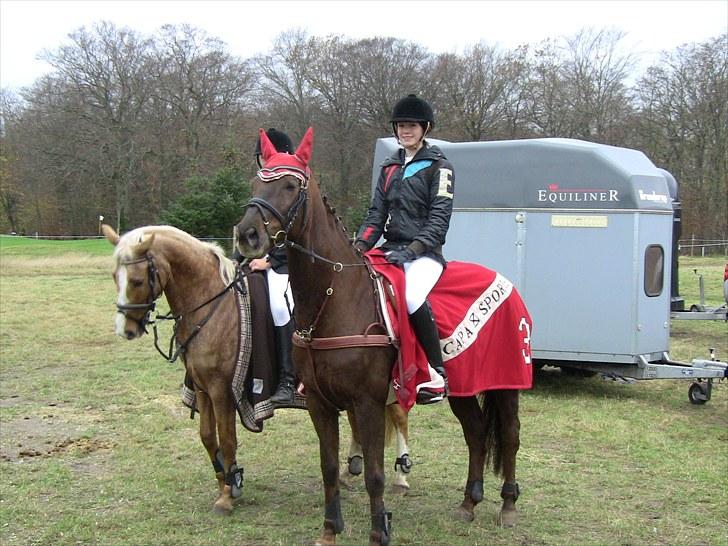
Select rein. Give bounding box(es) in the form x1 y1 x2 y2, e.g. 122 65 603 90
152 267 247 363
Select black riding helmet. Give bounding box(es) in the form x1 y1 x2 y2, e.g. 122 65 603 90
255 128 294 167
390 94 435 135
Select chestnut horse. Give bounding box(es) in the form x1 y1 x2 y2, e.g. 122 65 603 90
236 128 525 546
103 224 411 518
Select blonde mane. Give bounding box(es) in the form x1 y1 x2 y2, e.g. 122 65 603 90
115 225 236 283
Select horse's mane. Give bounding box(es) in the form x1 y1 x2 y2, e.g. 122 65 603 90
115 225 236 283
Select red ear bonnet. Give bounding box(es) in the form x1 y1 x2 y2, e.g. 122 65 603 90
257 127 314 178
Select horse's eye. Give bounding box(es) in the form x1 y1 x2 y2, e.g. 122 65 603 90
286 181 297 191
130 279 144 288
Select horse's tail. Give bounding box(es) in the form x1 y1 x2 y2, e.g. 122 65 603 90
482 391 506 478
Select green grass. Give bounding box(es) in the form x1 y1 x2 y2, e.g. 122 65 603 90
0 235 111 256
1 242 726 546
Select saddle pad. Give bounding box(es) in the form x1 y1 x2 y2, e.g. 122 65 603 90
366 249 533 411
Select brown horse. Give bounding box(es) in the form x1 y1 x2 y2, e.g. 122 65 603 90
236 128 526 546
102 223 410 518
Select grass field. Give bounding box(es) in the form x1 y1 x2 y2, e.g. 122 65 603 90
0 236 726 546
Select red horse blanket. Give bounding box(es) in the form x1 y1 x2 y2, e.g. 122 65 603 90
366 249 534 411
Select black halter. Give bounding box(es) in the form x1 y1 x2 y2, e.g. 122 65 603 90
116 254 161 333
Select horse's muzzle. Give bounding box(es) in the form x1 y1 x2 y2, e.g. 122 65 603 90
235 221 269 259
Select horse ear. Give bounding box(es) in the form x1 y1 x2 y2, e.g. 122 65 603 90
259 128 278 164
101 224 119 246
294 127 314 166
137 232 155 254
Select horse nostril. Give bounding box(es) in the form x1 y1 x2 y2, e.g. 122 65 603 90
125 330 136 340
244 227 259 248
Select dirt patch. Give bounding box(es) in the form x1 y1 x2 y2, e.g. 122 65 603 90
0 414 113 462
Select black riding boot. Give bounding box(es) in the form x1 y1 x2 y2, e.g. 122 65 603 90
410 301 448 401
270 319 296 406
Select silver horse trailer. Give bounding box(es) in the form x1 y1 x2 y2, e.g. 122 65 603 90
370 137 727 404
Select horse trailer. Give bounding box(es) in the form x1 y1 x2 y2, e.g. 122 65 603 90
370 137 726 403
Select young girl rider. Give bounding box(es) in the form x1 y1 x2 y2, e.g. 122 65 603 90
355 94 454 404
248 129 297 406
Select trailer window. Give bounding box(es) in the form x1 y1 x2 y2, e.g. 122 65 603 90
644 245 664 297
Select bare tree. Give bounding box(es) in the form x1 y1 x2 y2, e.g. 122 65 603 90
524 29 634 143
635 34 728 239
39 21 153 232
433 43 527 141
252 29 319 138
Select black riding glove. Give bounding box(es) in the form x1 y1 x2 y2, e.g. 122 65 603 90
386 247 417 265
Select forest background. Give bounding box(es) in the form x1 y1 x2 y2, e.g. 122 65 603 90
0 24 725 245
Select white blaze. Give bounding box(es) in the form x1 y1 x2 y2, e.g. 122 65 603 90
115 266 129 336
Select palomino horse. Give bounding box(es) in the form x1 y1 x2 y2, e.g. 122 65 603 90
236 128 527 546
104 224 248 515
103 224 410 518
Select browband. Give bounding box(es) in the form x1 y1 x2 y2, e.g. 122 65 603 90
257 165 310 184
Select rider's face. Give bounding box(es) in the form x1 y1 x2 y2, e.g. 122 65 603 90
395 122 425 153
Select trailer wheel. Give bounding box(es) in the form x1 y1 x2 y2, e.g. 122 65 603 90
688 382 708 405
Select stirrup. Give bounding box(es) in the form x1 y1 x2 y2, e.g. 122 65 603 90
416 388 446 405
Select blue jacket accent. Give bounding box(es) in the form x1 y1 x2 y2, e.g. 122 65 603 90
404 159 434 179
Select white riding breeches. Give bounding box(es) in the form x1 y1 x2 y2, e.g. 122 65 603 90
267 268 294 326
402 256 443 314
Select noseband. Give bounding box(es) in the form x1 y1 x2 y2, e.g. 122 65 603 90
116 254 161 333
244 166 310 247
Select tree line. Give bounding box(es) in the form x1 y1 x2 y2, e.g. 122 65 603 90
0 23 725 241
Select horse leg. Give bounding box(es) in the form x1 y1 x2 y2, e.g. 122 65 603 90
354 402 390 546
209 383 240 515
196 391 224 493
448 395 486 522
387 403 410 494
492 390 521 528
308 395 344 546
346 410 363 476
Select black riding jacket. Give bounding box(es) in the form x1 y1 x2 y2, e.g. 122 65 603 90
356 142 455 263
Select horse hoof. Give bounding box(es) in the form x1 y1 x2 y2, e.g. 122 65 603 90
390 484 409 495
347 455 363 476
455 505 475 522
497 509 517 528
212 503 233 516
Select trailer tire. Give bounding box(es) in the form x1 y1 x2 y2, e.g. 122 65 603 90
688 382 708 405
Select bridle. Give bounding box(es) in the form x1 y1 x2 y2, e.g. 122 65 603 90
116 254 161 333
116 251 246 362
243 166 310 249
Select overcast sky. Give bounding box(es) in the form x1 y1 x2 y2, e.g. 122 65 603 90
1 0 726 90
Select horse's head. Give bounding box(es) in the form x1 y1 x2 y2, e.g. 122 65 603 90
103 224 163 340
236 127 314 259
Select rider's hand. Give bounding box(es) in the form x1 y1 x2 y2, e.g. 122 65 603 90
249 258 271 272
385 248 417 265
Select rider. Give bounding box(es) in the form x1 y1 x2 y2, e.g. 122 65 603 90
243 128 298 406
355 94 454 404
